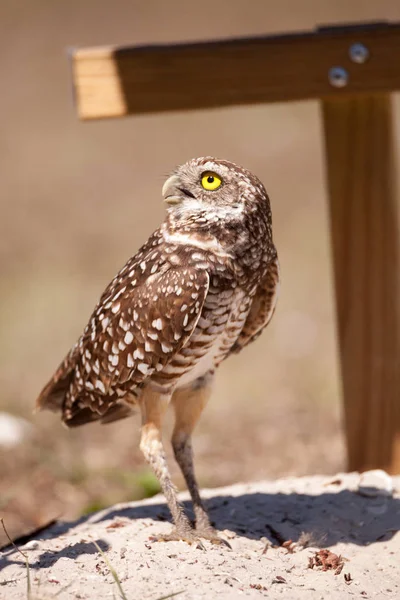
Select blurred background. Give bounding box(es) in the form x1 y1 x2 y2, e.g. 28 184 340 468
1 0 400 545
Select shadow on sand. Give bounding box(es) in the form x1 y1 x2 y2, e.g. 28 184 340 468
1 488 399 571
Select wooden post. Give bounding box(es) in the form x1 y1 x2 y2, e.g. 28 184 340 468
322 94 400 473
70 24 400 119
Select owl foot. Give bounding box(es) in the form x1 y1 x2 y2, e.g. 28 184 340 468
149 526 231 549
149 527 206 549
195 526 232 549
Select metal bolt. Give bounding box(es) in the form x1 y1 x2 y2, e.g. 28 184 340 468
349 43 369 64
328 66 349 88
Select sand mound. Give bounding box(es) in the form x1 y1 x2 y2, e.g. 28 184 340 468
1 471 399 599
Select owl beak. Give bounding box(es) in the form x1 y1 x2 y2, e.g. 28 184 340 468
162 175 184 206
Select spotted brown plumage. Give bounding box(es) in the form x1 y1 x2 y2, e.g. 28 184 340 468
37 157 279 546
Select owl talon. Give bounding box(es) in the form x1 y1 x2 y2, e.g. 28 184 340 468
195 527 232 549
149 528 206 550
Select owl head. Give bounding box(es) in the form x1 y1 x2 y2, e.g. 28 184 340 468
162 157 271 231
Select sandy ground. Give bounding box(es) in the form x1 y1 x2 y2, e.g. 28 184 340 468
1 471 399 599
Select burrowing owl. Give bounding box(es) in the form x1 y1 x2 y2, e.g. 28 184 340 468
37 157 279 545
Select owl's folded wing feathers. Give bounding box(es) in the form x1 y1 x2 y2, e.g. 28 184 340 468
36 266 209 426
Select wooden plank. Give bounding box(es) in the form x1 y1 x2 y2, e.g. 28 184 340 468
322 94 400 473
71 22 400 119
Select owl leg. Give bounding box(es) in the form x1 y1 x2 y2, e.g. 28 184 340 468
139 386 201 546
171 373 230 547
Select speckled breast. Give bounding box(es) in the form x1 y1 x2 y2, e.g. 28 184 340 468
153 282 252 390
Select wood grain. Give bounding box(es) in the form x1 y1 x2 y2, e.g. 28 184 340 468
322 94 400 473
71 22 400 119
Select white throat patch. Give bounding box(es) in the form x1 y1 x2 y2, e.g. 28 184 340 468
162 228 234 259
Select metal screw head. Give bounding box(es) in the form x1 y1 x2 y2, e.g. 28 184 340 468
328 66 349 88
349 43 369 64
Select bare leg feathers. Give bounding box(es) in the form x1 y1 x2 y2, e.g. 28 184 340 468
139 387 198 544
139 376 228 546
171 374 229 545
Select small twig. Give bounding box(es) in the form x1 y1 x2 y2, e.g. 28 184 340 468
54 582 73 597
0 518 57 552
154 592 184 600
214 572 243 584
1 518 31 599
0 578 18 586
93 540 128 600
93 543 183 600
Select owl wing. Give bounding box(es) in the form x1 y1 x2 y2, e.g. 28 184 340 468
230 255 280 353
37 264 209 425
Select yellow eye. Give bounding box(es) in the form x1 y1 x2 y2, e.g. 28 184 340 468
201 171 222 191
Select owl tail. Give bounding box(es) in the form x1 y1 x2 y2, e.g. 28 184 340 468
35 356 74 413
